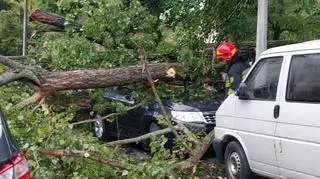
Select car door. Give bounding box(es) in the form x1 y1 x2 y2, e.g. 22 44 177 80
235 56 284 176
103 88 142 139
119 105 146 138
275 52 320 178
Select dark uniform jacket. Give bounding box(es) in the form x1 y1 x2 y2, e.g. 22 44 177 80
227 53 250 91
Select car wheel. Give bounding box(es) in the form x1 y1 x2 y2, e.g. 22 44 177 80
142 122 160 150
92 114 108 141
225 141 255 179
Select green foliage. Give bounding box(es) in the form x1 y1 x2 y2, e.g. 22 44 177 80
269 0 320 40
29 33 108 70
0 10 21 56
0 85 219 178
0 85 121 178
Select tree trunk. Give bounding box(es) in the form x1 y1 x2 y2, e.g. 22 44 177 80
272 27 282 40
38 63 179 95
0 55 180 106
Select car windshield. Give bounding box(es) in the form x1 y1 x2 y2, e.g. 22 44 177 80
0 113 19 165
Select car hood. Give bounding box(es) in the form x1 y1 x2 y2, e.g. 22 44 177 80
0 112 19 165
167 102 200 112
163 100 220 112
185 100 221 111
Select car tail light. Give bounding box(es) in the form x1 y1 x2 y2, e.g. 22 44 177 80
0 152 31 179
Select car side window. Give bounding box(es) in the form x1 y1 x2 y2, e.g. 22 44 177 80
245 57 283 101
287 54 320 102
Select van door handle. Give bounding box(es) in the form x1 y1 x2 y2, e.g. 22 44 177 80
274 105 280 119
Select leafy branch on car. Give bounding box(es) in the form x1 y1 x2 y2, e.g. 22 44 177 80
71 103 143 126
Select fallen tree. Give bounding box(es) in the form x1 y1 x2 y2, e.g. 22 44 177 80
8 8 301 178
0 55 179 107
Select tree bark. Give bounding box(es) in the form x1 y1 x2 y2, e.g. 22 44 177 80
29 9 67 29
38 63 179 95
0 55 180 107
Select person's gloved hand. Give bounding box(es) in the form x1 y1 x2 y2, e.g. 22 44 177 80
221 72 228 81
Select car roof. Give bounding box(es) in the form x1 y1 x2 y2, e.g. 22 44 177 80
261 40 320 55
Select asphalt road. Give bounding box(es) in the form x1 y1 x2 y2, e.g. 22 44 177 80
122 145 269 179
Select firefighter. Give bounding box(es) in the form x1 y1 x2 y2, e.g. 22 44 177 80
215 41 251 95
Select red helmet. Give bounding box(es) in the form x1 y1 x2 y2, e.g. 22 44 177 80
215 41 238 61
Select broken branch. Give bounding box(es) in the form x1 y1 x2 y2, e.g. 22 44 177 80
140 53 194 156
167 130 215 174
29 9 68 29
105 127 178 146
43 149 132 170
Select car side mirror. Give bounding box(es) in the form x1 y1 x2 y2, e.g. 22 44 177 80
237 83 249 100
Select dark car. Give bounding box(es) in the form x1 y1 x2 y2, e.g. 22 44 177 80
92 88 220 147
0 111 31 179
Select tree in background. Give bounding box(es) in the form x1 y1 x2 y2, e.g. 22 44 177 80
269 0 320 40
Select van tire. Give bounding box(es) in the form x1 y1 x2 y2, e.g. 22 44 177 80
225 141 255 179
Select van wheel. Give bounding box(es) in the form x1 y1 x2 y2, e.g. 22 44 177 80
225 141 255 179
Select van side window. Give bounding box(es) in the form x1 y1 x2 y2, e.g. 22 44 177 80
245 57 283 100
287 54 320 102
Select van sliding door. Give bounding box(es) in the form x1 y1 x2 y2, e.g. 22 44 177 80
275 53 320 178
234 56 283 176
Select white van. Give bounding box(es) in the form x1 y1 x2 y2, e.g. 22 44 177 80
213 40 320 179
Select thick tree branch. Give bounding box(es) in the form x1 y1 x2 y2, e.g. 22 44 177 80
0 59 179 108
29 9 68 29
0 71 37 85
0 56 41 86
0 57 179 92
29 9 106 46
43 149 132 170
0 55 27 69
5 56 28 61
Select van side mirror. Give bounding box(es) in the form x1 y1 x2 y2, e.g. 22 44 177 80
237 83 249 100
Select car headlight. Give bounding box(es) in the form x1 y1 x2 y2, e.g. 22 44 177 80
171 111 206 123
